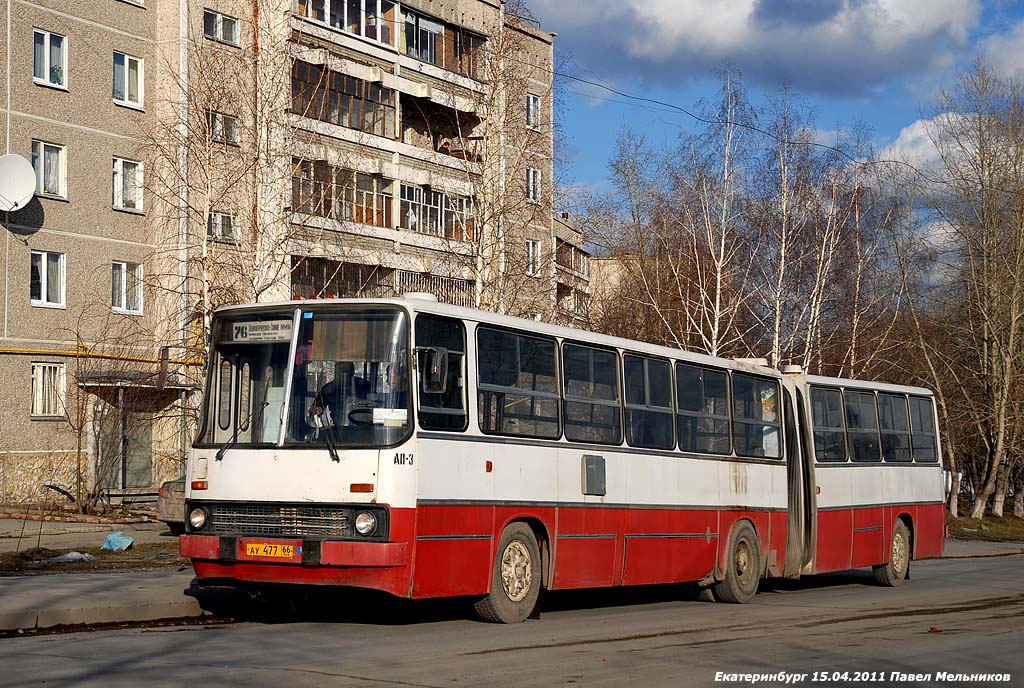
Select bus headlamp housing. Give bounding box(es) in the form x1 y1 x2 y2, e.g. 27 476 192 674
189 507 208 530
354 511 377 535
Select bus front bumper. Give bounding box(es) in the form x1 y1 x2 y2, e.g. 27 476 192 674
180 534 409 568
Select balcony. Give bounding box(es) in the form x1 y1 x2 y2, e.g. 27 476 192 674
291 164 393 230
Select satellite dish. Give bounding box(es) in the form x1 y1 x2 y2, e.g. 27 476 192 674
0 154 36 212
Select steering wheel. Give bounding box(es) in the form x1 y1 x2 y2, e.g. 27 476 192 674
347 406 374 426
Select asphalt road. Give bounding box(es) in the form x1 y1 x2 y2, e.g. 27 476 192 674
2 555 1021 688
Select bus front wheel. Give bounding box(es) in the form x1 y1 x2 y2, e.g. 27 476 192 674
474 523 541 623
714 521 761 604
873 520 910 587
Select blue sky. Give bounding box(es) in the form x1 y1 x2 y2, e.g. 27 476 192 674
528 0 1024 196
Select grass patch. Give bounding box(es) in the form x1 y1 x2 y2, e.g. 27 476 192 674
948 513 1024 542
0 541 186 575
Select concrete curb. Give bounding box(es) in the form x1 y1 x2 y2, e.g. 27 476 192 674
0 570 203 633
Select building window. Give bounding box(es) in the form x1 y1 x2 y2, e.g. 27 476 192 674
203 9 239 46
32 29 66 88
31 362 66 417
291 61 396 139
207 211 236 242
525 239 541 276
526 167 541 203
399 184 473 241
31 140 65 198
30 250 65 308
298 0 397 47
112 158 143 211
526 94 541 129
404 10 442 65
206 110 239 145
112 51 143 107
292 159 394 229
111 261 143 313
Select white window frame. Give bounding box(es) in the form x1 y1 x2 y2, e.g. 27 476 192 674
526 94 541 130
30 362 66 418
207 110 240 145
30 250 66 308
112 51 144 108
208 211 237 242
526 239 541 277
203 9 240 46
526 167 541 204
112 157 144 211
33 29 67 89
31 140 66 198
111 260 144 314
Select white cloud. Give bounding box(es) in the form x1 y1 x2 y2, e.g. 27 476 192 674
981 19 1024 78
532 0 980 95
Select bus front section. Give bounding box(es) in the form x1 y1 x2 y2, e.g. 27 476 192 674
180 304 417 597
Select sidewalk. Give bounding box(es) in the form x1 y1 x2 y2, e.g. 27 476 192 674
0 535 1021 633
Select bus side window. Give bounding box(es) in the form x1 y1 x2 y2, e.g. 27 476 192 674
415 315 467 431
844 391 881 462
909 396 938 462
477 327 560 439
878 394 912 462
732 374 781 458
676 364 730 455
623 354 674 450
563 343 621 445
810 387 846 462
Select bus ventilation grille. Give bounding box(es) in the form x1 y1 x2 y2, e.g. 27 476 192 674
208 503 350 537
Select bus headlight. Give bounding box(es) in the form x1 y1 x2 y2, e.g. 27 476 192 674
189 508 208 530
354 511 377 535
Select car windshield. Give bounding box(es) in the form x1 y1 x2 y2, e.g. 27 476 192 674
284 307 411 448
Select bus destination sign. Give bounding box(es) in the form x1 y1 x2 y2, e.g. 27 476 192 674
230 320 293 343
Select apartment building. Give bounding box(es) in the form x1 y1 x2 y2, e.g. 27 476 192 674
0 0 589 504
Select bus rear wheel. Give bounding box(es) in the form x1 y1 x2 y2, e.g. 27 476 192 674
474 523 541 623
873 520 910 587
714 521 761 604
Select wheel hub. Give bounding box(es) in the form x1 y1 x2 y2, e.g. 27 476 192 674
892 531 907 574
500 540 532 602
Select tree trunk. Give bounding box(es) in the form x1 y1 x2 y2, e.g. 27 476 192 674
948 468 960 518
1013 471 1023 519
992 459 1008 518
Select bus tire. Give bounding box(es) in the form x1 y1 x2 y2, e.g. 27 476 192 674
873 520 910 587
474 523 541 623
714 521 761 604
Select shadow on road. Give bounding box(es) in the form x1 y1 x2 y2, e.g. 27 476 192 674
186 569 879 626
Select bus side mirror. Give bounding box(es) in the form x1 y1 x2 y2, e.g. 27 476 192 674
421 347 449 394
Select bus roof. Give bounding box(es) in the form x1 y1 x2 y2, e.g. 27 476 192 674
805 374 933 397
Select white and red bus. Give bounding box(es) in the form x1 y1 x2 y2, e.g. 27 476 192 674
180 295 945 622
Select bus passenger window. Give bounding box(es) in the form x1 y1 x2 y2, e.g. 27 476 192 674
676 364 730 454
878 394 912 462
909 396 938 462
732 374 781 458
623 355 674 450
562 343 621 445
810 387 846 462
844 391 881 462
415 315 467 431
477 327 560 438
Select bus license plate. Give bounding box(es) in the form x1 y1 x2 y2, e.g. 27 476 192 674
245 543 294 559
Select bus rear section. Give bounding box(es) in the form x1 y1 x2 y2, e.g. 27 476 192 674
180 304 419 598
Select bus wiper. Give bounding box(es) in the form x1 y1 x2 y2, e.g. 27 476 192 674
320 425 340 463
215 400 270 461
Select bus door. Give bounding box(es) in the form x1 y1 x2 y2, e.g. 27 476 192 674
782 377 816 577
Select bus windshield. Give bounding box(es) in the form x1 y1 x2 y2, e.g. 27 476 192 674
286 307 410 448
198 312 296 448
196 306 411 450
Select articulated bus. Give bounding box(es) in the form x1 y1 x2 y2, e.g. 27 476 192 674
180 294 945 622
